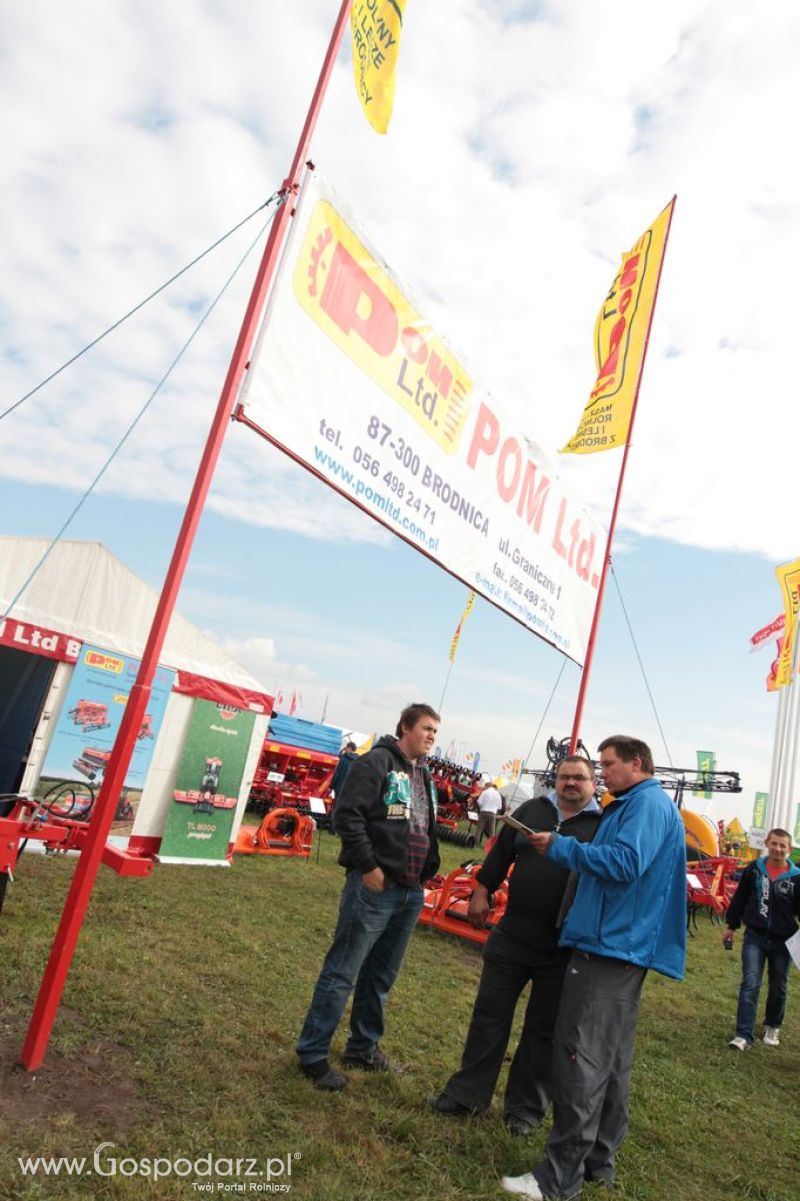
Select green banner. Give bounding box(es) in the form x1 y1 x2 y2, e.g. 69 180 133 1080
752 791 768 830
794 803 800 846
693 750 716 799
159 699 256 864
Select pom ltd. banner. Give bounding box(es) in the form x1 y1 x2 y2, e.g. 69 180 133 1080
239 173 605 665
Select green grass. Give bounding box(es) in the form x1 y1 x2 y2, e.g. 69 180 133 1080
1 837 799 1200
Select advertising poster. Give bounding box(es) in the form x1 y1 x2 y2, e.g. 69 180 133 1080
693 750 716 800
240 172 605 665
39 643 174 829
751 791 768 830
159 698 256 865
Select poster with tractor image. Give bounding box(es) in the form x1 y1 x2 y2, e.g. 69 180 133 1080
159 698 256 864
38 644 174 830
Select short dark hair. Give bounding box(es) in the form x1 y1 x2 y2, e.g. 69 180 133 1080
766 827 792 844
555 755 595 779
396 703 440 738
344 741 357 751
597 735 654 775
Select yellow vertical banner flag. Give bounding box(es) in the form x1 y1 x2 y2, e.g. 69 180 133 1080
561 198 675 455
774 557 800 688
351 0 406 134
449 590 476 663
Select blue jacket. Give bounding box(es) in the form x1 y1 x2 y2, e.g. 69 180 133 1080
545 776 687 980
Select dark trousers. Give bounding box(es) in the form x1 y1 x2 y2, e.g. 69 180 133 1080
475 811 496 843
735 928 791 1041
533 951 646 1198
441 928 569 1122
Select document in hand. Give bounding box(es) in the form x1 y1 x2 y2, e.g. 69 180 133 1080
786 928 800 970
495 812 540 836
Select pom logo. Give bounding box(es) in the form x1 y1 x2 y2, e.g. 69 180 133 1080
294 199 472 455
84 651 125 673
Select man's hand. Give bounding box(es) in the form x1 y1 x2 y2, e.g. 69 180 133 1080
468 883 490 929
527 831 554 856
362 866 386 892
722 927 735 948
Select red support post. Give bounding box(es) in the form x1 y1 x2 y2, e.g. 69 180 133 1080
20 0 354 1072
569 197 677 754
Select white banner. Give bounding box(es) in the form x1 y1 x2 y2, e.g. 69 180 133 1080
239 174 605 664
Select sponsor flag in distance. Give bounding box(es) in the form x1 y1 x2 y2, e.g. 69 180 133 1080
752 792 768 830
449 590 476 663
693 750 716 799
750 613 784 652
774 557 800 688
351 0 406 134
562 199 675 456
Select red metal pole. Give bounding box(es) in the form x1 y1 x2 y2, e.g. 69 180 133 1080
569 196 677 753
20 0 354 1072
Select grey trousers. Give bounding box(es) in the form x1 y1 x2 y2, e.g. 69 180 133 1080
533 951 646 1198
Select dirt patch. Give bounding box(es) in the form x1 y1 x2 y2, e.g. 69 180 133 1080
0 1020 143 1130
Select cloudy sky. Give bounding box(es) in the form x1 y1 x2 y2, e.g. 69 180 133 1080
2 0 799 824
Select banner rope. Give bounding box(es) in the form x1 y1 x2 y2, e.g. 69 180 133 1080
610 559 674 767
0 191 283 424
2 201 283 621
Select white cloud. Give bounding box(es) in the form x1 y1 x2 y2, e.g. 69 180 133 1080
2 0 799 559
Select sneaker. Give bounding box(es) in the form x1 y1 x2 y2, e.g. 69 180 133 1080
727 1036 751 1051
428 1092 474 1117
299 1059 346 1091
341 1048 392 1072
500 1173 545 1199
763 1025 780 1047
504 1115 541 1137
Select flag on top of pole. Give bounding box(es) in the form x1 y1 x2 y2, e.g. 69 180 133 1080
351 0 406 134
449 590 476 663
773 557 800 688
561 198 675 455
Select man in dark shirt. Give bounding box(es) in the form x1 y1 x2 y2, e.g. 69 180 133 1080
296 703 440 1091
429 757 600 1134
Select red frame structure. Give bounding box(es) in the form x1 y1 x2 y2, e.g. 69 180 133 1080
17 0 355 1072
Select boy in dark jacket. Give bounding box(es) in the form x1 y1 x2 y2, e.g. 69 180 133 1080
724 827 800 1050
296 703 440 1090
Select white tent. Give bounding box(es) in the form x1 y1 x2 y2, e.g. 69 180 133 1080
0 537 265 689
0 538 271 860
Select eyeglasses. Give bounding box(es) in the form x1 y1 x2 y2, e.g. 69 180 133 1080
556 774 593 783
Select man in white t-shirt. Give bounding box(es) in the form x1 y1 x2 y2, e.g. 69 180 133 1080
476 781 503 844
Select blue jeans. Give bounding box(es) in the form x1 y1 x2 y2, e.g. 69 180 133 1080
296 871 424 1065
735 928 791 1041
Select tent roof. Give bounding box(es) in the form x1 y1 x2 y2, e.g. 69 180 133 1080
0 537 267 692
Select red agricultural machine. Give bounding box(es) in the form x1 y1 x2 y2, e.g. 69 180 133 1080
0 786 153 917
419 860 511 945
68 699 111 733
173 757 238 814
234 807 315 859
427 757 483 848
248 740 338 819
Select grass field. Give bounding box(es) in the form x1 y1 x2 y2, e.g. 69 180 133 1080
1 834 798 1200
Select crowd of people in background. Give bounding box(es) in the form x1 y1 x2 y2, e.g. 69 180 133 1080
295 704 800 1201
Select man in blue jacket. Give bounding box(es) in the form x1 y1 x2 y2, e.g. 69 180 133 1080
501 735 686 1201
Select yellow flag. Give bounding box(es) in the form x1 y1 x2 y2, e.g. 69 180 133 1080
351 0 406 134
774 558 800 688
561 198 675 455
449 590 476 663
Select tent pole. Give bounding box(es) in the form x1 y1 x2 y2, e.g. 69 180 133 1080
20 0 354 1073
